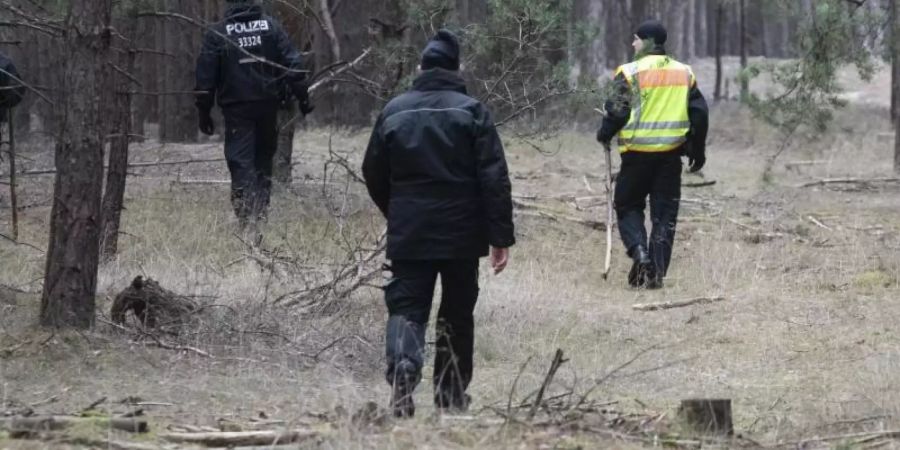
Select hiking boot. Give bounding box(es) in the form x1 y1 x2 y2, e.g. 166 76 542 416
645 272 664 290
389 360 417 418
435 391 471 414
627 246 653 288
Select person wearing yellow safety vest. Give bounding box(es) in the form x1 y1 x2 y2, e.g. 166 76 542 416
597 20 709 289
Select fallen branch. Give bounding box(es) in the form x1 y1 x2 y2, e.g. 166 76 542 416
798 177 900 189
773 430 900 448
805 215 832 231
527 349 567 420
683 180 716 188
0 416 148 434
633 296 726 312
516 209 606 231
160 429 319 447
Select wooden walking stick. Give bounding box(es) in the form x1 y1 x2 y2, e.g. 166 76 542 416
601 142 614 280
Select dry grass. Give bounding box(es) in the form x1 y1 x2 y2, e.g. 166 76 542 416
2 63 900 448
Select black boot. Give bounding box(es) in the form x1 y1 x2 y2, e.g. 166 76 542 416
389 359 417 418
627 246 653 288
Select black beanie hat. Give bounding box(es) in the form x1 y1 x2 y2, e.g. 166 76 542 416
635 20 667 45
420 29 460 71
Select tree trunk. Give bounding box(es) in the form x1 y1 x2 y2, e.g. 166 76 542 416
40 0 114 328
100 13 138 261
273 104 298 185
894 0 900 172
714 0 723 100
892 0 898 122
158 0 198 143
739 0 748 101
684 0 696 61
696 0 708 58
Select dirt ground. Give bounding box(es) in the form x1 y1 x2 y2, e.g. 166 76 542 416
2 60 900 448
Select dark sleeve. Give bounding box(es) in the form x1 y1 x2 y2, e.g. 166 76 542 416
474 104 516 248
362 114 391 217
194 30 220 112
272 22 308 97
0 57 24 110
597 72 631 143
687 82 709 156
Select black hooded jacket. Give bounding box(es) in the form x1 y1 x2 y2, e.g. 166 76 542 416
194 4 306 111
363 69 515 260
0 52 25 122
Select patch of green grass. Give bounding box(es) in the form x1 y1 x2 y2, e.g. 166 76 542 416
853 269 895 290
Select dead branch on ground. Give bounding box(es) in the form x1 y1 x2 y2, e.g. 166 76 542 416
527 349 567 420
798 177 900 189
632 296 726 312
160 429 320 447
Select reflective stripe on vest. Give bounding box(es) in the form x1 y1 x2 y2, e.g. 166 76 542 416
616 55 693 153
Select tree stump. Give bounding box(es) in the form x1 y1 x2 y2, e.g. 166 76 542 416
677 399 733 436
110 276 197 329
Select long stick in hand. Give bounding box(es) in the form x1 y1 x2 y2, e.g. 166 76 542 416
601 142 614 280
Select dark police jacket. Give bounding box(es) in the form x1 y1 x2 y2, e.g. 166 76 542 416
194 4 306 112
363 69 515 260
0 52 24 122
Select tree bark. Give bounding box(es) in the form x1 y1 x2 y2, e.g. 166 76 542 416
739 0 749 102
684 0 696 61
714 0 723 100
892 0 898 122
100 13 137 261
158 0 198 143
273 103 298 185
894 0 900 172
40 0 114 328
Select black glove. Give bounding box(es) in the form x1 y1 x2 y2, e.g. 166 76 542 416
198 110 215 136
687 152 705 173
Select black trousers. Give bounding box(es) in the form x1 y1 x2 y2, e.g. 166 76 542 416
384 259 479 403
614 151 681 278
222 101 279 221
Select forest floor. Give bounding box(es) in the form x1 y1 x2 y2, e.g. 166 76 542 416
2 60 900 448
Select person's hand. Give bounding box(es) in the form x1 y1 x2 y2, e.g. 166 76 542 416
490 246 509 275
687 153 705 173
296 84 314 116
298 97 314 116
198 110 215 136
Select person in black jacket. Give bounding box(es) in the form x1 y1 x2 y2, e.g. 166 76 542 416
362 30 515 418
597 20 709 289
0 52 25 127
194 0 312 228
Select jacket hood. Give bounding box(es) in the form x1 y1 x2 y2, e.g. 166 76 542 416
225 4 263 20
412 68 467 95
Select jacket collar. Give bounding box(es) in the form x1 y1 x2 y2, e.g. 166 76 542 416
635 46 667 61
412 69 468 95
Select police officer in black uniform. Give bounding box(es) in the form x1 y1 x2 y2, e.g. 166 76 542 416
195 0 312 227
0 52 25 133
363 30 515 418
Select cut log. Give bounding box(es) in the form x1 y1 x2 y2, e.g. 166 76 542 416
677 399 733 436
632 296 726 311
160 430 319 447
110 276 197 329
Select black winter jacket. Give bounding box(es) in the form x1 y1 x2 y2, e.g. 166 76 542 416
194 4 306 112
363 69 515 260
0 52 25 122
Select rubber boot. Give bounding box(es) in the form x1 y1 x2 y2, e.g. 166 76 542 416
389 359 418 418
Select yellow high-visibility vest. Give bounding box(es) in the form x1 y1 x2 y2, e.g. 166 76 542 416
615 54 695 153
